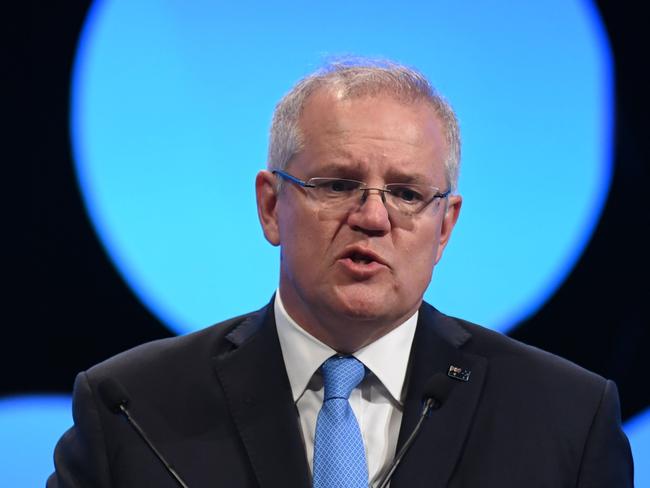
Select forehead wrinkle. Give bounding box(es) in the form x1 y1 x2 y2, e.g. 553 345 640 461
300 139 440 184
331 125 430 148
311 105 432 148
322 133 423 166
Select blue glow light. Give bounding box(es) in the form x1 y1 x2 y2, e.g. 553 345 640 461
0 395 72 486
624 408 650 486
70 0 613 335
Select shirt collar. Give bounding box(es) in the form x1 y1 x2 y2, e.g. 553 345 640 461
274 290 418 406
353 309 418 405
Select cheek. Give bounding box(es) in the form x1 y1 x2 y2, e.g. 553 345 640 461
395 229 439 279
277 207 330 268
398 249 435 299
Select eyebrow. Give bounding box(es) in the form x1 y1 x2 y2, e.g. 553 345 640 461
383 168 439 186
384 171 429 184
308 162 436 186
312 161 365 177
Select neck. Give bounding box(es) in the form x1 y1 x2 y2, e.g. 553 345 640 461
277 288 419 353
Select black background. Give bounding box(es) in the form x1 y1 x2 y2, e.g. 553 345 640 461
13 1 649 421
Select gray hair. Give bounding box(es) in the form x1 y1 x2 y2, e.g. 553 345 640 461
267 57 461 191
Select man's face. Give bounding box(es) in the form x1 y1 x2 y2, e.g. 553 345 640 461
256 89 461 351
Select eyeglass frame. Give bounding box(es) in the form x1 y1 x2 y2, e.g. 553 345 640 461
271 169 451 217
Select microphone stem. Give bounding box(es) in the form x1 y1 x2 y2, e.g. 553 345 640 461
118 405 190 488
376 398 434 488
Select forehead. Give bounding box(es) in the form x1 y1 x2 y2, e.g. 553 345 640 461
293 89 447 181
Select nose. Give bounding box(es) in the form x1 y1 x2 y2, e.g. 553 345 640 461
347 189 391 234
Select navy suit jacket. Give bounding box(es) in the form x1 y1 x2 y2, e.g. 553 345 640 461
48 301 633 487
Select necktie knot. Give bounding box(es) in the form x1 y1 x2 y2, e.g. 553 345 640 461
321 356 365 401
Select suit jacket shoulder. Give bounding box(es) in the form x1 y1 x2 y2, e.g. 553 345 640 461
392 303 633 488
86 308 260 379
49 303 311 488
459 314 607 389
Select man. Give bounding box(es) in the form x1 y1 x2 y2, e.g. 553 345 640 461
49 59 633 487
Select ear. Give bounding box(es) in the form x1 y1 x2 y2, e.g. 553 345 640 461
434 194 462 264
255 170 281 246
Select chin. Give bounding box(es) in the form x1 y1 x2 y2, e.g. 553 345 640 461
331 286 397 322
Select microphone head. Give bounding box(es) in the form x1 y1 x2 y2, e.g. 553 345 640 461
422 373 455 409
98 378 130 414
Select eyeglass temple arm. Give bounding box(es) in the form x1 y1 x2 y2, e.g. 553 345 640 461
272 170 316 188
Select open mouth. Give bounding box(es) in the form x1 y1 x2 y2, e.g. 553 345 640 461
340 247 386 267
349 252 374 264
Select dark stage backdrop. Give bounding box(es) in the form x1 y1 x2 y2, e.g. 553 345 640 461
8 0 649 484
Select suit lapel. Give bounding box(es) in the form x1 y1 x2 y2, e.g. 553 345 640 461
391 304 487 488
212 304 311 488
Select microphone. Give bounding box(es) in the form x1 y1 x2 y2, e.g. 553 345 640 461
98 378 190 488
375 373 455 488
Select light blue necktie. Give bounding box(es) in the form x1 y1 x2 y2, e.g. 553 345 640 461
312 355 369 488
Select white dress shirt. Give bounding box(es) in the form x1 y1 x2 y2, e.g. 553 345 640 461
274 291 418 486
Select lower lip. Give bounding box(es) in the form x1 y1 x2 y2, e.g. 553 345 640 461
337 258 387 277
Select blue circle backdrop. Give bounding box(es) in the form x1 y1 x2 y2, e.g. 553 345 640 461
71 0 612 334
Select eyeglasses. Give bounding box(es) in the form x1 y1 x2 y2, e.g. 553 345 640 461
272 169 450 217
